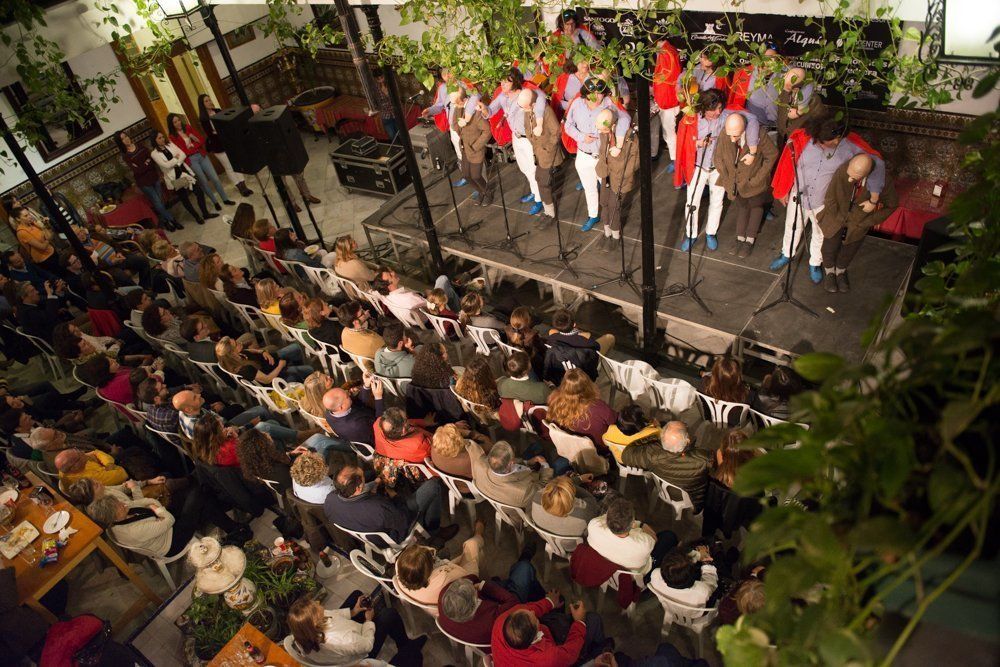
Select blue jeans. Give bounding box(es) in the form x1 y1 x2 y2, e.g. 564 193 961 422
304 433 353 458
228 405 274 427
504 559 546 603
254 420 298 445
139 182 176 225
188 152 228 205
435 275 460 312
276 343 304 364
383 117 399 143
523 441 572 476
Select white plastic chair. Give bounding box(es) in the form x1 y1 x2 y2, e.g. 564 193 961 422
298 264 342 297
480 495 529 552
525 515 583 579
260 311 295 343
259 477 287 512
188 358 239 401
16 326 66 379
145 424 193 473
229 302 267 341
349 441 375 462
239 377 296 425
300 408 334 434
602 435 650 494
71 365 97 389
422 310 465 343
465 325 502 357
255 246 287 277
373 372 412 399
545 421 609 476
644 376 698 415
343 349 376 374
108 534 197 590
271 377 305 411
496 339 521 359
648 586 719 658
381 300 428 330
450 387 500 440
599 567 647 619
649 472 702 523
282 635 339 667
598 353 645 407
696 391 750 426
424 457 484 525
308 338 356 382
436 618 494 667
334 522 427 563
333 274 366 301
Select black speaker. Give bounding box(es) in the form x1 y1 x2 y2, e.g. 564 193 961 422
248 105 309 176
904 215 955 311
210 105 265 175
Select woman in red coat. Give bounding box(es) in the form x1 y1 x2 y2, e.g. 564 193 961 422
166 112 234 212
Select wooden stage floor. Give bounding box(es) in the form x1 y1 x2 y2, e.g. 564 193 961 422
360 155 916 366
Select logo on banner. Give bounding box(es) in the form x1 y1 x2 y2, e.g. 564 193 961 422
692 21 728 43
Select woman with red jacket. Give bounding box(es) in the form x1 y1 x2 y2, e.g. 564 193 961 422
166 112 234 212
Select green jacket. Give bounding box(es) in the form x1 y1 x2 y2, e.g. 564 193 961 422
621 442 710 510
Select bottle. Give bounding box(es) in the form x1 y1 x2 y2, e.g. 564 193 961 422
244 641 265 664
319 549 333 567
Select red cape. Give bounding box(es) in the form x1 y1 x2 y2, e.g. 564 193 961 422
771 128 882 199
727 66 753 109
674 111 698 187
433 82 450 133
652 42 681 110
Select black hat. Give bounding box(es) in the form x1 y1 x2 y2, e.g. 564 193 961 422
583 77 609 95
561 9 577 22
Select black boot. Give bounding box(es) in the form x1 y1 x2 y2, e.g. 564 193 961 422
237 182 253 196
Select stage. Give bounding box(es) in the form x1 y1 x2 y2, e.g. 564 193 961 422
359 153 916 366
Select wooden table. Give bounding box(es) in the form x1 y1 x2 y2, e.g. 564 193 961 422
207 621 299 666
1 474 163 632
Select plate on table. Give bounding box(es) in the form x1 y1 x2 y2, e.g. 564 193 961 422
0 489 18 507
43 510 70 534
99 204 118 214
0 520 40 559
304 244 320 255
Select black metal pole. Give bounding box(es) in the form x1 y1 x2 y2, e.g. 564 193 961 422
201 5 308 242
0 115 115 299
635 74 658 359
359 4 445 274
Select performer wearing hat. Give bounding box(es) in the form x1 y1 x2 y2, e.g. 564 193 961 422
485 68 548 214
816 154 897 293
564 77 631 231
714 114 779 258
553 9 601 49
777 68 823 144
455 89 493 205
678 89 760 251
521 88 564 221
770 114 885 283
420 68 480 184
594 108 639 243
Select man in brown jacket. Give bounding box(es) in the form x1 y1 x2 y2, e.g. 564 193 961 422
520 89 564 221
455 90 492 205
817 154 897 293
594 107 639 243
715 113 779 258
776 68 824 144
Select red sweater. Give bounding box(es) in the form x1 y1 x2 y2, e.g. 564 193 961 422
374 418 432 464
438 575 518 648
561 400 617 450
569 541 642 609
490 597 585 667
214 437 239 467
169 126 207 158
98 368 134 406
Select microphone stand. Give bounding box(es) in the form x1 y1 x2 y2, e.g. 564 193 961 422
436 155 482 246
753 139 818 319
537 160 579 278
253 173 281 229
482 145 527 258
592 126 641 298
402 95 450 212
300 199 328 250
662 132 712 314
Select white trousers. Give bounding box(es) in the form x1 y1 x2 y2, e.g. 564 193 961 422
659 106 680 161
684 167 725 238
575 150 600 218
783 196 825 266
450 129 463 161
511 135 541 201
213 151 244 187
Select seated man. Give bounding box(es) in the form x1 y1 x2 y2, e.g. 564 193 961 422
373 407 435 485
542 308 614 385
621 420 710 511
585 497 678 576
54 448 128 486
491 589 606 666
323 463 458 547
338 300 385 366
374 323 416 378
2 249 56 289
372 265 460 318
14 280 72 342
178 241 205 283
649 545 719 608
322 375 384 446
497 351 551 405
469 440 553 509
180 316 219 363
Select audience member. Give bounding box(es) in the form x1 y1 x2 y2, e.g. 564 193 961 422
455 356 501 411
409 342 455 389
429 422 490 482
236 429 294 492
338 300 384 365
546 368 617 448
603 404 661 463
649 545 719 608
470 440 553 509
333 235 377 291
492 589 607 666
752 365 802 420
700 356 753 405
191 412 240 466
374 323 416 378
216 335 313 384
531 475 600 538
505 307 546 378
543 308 612 384
585 497 678 575
394 522 485 609
54 448 128 486
497 351 551 405
290 451 335 504
458 292 506 331
255 277 283 314
621 421 710 510
323 376 384 445
373 407 434 485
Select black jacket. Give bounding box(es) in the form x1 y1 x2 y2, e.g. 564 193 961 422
194 463 272 517
185 339 218 363
17 298 64 342
543 332 600 385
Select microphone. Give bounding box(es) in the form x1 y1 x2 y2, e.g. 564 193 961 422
406 92 422 102
434 156 442 171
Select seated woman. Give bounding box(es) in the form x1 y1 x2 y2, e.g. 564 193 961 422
255 278 283 315
151 238 184 279
286 594 424 666
649 545 719 608
430 423 491 482
505 306 546 378
458 292 506 332
220 263 258 307
752 365 802 421
455 356 501 412
279 292 310 334
198 252 224 291
230 202 256 241
51 323 121 365
191 412 240 467
236 428 293 493
289 451 335 504
701 356 754 406
300 371 335 422
425 287 459 338
141 304 185 346
546 368 617 449
302 298 344 350
393 522 485 610
215 335 314 384
87 489 249 558
603 404 661 463
410 343 455 390
531 475 600 538
75 355 143 405
274 228 333 269
333 234 376 292
702 429 761 541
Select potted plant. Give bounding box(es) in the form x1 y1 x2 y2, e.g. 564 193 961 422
185 594 245 660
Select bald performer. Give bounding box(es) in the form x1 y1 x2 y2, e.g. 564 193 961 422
454 88 492 204
594 107 640 241
816 153 897 293
777 67 820 143
322 377 384 446
714 113 779 258
522 88 564 221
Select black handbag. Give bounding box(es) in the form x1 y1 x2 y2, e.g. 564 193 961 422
73 616 112 666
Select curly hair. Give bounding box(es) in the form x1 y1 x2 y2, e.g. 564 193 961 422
410 343 453 389
455 356 500 409
198 252 222 290
290 451 327 487
546 368 599 430
432 424 467 459
236 428 286 481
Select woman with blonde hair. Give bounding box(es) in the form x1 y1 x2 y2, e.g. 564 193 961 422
393 521 485 609
546 367 617 448
301 371 334 418
430 422 491 481
198 252 224 290
712 429 757 488
286 593 422 665
333 234 376 291
254 278 283 315
530 474 599 538
455 356 501 410
458 291 506 330
215 335 313 384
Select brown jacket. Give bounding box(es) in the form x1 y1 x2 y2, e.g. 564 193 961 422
458 108 492 164
777 88 825 139
714 132 779 200
816 163 898 244
525 105 565 169
594 129 640 194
